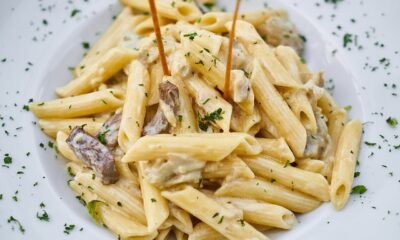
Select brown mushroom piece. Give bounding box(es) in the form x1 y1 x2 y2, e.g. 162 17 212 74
257 16 305 56
97 112 122 149
67 126 119 184
143 81 180 135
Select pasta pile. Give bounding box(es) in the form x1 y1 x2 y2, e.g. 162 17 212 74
30 1 362 239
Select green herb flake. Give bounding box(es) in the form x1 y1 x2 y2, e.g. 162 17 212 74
97 129 110 145
212 212 219 218
343 33 352 47
203 3 214 10
22 105 29 111
63 223 75 235
283 160 290 168
202 98 210 105
117 201 123 207
4 154 12 164
351 185 367 194
7 216 25 234
218 216 224 224
364 141 376 146
82 42 90 50
238 219 245 226
86 200 106 224
386 117 398 128
344 105 352 111
36 210 50 222
183 32 198 41
151 198 157 203
354 172 360 178
71 9 81 17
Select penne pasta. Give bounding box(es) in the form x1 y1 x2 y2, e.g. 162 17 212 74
196 10 287 33
215 178 321 213
162 186 269 240
121 0 202 22
39 117 105 138
121 133 262 162
330 119 362 210
56 131 80 162
118 60 150 152
57 47 137 97
296 159 326 174
243 155 330 201
30 89 124 119
202 155 255 181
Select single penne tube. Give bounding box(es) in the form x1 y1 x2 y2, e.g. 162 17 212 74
56 131 80 162
118 60 150 152
30 89 124 119
203 155 254 180
330 119 362 210
243 155 330 201
215 178 321 213
250 59 307 157
323 108 348 181
196 10 287 33
74 171 146 224
39 117 106 138
167 76 198 133
121 133 262 162
186 75 232 132
274 46 302 83
188 222 228 240
135 16 172 35
162 186 269 240
181 37 225 91
175 21 223 55
137 162 170 232
256 138 295 163
121 0 201 22
216 197 297 229
229 20 301 89
296 159 326 174
57 47 137 97
69 181 156 239
170 203 193 234
75 8 145 76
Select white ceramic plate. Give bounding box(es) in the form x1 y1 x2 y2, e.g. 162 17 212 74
0 0 399 239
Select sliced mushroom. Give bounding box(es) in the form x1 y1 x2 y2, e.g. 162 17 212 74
96 112 122 149
67 126 119 184
143 81 180 135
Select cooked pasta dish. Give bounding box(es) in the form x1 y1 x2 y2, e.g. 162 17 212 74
29 0 362 239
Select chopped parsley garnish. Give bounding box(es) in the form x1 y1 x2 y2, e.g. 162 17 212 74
4 154 12 164
343 33 352 47
22 105 29 111
36 210 50 221
344 105 352 111
218 216 224 224
283 160 290 168
7 216 25 234
63 223 75 235
183 32 198 40
364 141 376 146
202 98 210 105
151 198 157 203
351 185 367 194
178 115 183 122
82 42 90 50
238 219 245 226
354 172 360 178
117 201 123 207
212 212 219 218
86 200 106 224
386 117 398 128
203 3 214 10
71 9 81 17
198 108 224 131
97 129 110 145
